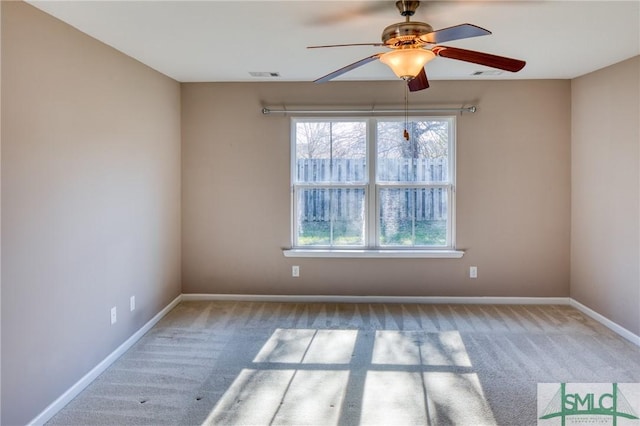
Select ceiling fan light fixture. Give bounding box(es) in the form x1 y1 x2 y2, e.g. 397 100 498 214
379 49 435 79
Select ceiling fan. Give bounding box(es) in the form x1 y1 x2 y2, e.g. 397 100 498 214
309 0 526 91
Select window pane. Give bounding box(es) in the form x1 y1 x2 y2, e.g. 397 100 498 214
296 188 365 246
377 120 449 183
292 117 455 250
379 188 448 246
295 121 366 183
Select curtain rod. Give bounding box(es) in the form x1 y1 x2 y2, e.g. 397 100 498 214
261 106 476 115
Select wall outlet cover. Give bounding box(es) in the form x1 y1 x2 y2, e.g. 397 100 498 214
470 266 478 279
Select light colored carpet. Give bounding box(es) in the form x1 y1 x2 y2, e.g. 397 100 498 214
47 302 640 425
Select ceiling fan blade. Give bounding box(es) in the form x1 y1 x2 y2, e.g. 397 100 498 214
307 42 386 49
408 68 429 92
314 54 383 83
420 23 491 44
433 46 526 72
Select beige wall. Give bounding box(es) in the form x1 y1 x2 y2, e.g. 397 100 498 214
1 3 181 424
571 56 640 336
181 80 571 297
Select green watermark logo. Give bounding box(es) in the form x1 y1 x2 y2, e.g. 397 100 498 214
538 383 640 425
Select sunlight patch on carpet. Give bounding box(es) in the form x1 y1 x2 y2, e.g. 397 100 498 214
204 327 495 425
423 372 496 424
372 330 472 366
202 369 348 425
361 371 429 424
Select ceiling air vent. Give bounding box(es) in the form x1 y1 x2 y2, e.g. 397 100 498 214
472 70 503 76
249 72 280 77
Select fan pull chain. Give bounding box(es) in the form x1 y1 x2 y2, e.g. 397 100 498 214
403 83 410 141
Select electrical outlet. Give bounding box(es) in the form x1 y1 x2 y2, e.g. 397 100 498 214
110 306 117 325
130 296 135 312
292 265 300 277
469 266 478 279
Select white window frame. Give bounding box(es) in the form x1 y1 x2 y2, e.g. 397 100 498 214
285 116 464 258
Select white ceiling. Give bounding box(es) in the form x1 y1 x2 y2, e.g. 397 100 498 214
29 0 640 83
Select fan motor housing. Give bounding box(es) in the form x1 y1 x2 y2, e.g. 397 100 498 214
382 21 433 47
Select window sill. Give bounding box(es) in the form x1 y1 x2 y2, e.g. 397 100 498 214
282 249 464 258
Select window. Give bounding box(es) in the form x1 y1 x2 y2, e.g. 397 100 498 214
291 117 457 254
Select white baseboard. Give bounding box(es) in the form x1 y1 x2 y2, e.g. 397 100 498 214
569 299 640 347
181 293 570 306
28 294 183 426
